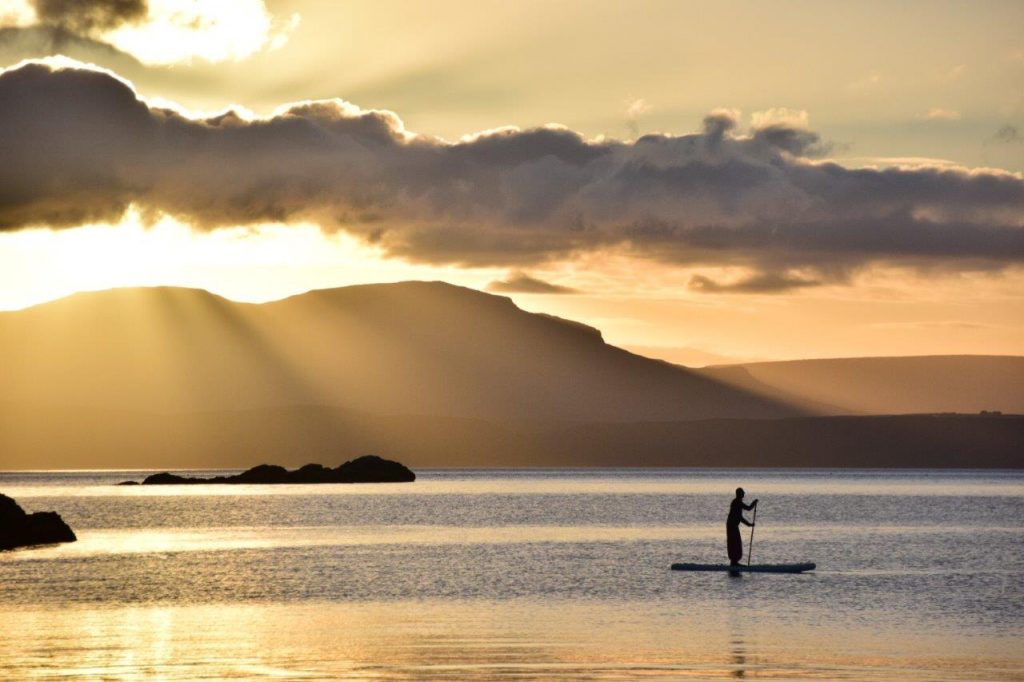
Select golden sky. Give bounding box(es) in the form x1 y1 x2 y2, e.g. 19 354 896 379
0 0 1022 364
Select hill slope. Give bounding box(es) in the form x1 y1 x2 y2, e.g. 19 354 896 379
0 283 794 421
3 284 1021 469
700 356 1024 415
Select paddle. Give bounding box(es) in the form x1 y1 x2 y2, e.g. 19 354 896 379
747 503 758 566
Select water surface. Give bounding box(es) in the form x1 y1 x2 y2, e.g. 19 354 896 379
2 469 1022 680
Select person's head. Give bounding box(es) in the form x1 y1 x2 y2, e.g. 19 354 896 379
735 487 745 499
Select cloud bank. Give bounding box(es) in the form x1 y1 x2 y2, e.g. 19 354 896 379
486 273 578 294
1 61 1022 280
688 272 821 294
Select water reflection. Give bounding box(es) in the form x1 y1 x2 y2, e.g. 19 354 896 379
4 602 1019 680
0 525 722 561
730 639 746 679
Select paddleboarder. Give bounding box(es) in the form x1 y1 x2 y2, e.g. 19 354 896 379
727 488 757 566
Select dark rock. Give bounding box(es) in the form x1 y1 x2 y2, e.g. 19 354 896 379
233 464 289 483
335 455 416 483
117 481 139 485
294 463 332 482
0 494 25 523
131 456 415 485
0 494 76 550
142 472 194 485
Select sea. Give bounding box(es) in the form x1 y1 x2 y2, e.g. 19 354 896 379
1 468 1022 680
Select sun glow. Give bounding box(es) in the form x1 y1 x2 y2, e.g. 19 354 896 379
0 0 32 27
103 0 297 65
0 211 485 311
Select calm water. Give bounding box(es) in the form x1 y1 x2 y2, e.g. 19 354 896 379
1 469 1022 680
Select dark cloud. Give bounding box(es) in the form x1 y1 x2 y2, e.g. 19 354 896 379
32 0 147 33
750 123 830 157
702 108 739 140
994 125 1020 144
486 272 578 294
1 61 1023 275
0 26 229 110
0 25 146 72
0 4 154 97
688 272 822 294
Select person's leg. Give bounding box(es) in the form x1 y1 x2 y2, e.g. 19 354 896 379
727 525 742 565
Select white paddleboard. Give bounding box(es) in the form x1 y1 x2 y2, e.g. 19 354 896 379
671 562 816 573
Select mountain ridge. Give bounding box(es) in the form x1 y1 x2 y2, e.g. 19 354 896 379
0 282 796 421
700 355 1024 415
3 282 1022 469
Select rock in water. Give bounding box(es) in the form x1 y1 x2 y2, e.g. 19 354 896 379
335 455 416 483
0 494 76 550
232 464 290 483
138 455 416 485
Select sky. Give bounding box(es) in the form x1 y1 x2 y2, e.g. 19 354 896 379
0 0 1022 365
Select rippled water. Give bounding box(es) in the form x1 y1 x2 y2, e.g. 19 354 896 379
2 469 1022 680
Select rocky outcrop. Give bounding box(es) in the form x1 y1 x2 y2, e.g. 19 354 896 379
134 455 416 485
0 494 77 550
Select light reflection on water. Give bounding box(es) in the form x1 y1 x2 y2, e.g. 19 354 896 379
5 602 1021 681
1 469 1022 680
3 524 1019 562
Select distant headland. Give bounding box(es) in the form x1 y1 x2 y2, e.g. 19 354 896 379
120 455 416 485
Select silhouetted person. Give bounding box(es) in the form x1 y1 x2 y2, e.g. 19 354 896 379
727 488 757 565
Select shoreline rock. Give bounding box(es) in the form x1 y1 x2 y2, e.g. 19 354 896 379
125 455 415 485
0 494 77 550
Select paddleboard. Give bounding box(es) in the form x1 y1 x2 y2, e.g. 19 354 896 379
671 562 816 573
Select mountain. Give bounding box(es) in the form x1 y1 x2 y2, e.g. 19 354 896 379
0 282 794 421
2 283 1020 470
700 356 1024 416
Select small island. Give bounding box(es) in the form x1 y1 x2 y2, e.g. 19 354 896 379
122 455 416 485
0 494 77 550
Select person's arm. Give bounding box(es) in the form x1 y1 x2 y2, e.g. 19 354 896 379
743 498 758 511
741 516 754 527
